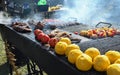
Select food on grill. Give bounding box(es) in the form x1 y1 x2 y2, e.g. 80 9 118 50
35 21 45 30
74 31 79 35
48 38 59 48
65 44 80 56
11 22 32 33
76 54 92 71
34 29 43 36
105 50 120 64
80 27 118 39
114 58 120 64
90 34 98 39
105 28 116 37
56 32 71 38
48 29 71 39
55 42 68 55
48 29 81 43
107 64 120 75
97 30 107 38
93 55 110 71
85 47 100 60
59 37 71 45
80 30 88 36
68 49 83 64
37 33 45 41
42 19 81 29
107 31 114 37
28 19 81 30
48 33 56 38
41 34 50 44
49 29 70 38
36 31 50 44
86 30 93 37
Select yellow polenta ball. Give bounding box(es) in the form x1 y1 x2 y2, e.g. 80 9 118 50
85 47 100 60
107 64 120 75
76 54 92 71
68 50 83 64
59 37 71 45
105 50 120 64
55 42 68 55
93 55 110 71
65 44 80 56
114 58 120 64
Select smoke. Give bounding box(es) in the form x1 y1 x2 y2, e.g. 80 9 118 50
25 13 43 22
57 0 120 26
0 11 12 24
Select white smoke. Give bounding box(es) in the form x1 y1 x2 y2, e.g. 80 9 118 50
57 0 120 26
0 11 12 24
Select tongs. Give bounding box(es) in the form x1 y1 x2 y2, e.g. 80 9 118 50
95 22 112 28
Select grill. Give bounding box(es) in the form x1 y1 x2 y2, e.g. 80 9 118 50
0 0 120 75
0 21 120 75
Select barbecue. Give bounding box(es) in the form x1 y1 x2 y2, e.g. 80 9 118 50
1 23 120 75
0 0 120 75
1 13 120 75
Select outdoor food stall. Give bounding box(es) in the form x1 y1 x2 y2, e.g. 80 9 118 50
0 0 120 75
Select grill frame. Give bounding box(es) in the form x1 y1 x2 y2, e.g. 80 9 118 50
0 24 120 75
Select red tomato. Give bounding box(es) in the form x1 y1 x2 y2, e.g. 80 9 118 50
107 31 114 37
92 29 97 34
48 38 59 48
34 29 43 36
97 31 104 38
41 34 50 44
111 30 116 35
74 32 78 35
37 33 45 41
